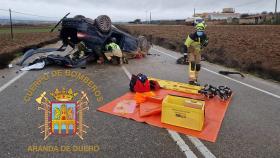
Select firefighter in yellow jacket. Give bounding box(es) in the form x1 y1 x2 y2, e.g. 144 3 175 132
184 23 209 85
104 37 123 64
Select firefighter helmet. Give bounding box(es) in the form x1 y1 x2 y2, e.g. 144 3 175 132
195 23 206 31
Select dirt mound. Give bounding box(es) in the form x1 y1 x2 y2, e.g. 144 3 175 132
118 25 280 82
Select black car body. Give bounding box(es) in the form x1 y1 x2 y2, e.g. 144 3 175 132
60 15 148 55
19 15 149 67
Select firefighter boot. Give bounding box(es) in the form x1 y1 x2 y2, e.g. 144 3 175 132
188 62 196 84
194 64 201 85
189 63 201 86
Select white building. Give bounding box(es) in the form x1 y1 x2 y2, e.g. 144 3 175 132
207 13 240 20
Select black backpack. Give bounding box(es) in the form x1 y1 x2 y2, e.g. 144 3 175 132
129 74 138 92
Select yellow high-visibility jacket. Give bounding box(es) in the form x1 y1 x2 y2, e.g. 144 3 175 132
184 32 208 52
105 42 122 58
105 42 121 51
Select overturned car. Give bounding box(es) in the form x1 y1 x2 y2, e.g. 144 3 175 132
60 15 150 56
19 14 150 69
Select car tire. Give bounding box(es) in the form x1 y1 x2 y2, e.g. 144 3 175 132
74 15 85 19
138 36 151 53
95 15 112 33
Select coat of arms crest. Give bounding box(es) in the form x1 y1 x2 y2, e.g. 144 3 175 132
36 88 89 140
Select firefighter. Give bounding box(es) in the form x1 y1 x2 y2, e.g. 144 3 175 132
69 41 87 60
184 23 209 85
104 37 124 65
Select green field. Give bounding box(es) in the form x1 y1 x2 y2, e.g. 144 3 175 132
0 26 56 34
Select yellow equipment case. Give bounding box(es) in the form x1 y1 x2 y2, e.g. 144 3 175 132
161 95 205 131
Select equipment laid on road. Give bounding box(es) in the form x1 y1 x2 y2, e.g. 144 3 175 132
139 96 163 117
148 77 202 94
161 95 205 131
149 77 232 101
98 74 233 142
134 92 155 104
130 73 151 93
149 80 161 91
199 85 232 100
98 86 233 142
113 100 137 114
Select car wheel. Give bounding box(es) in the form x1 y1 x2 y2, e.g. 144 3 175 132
95 15 112 33
74 15 85 19
138 36 151 53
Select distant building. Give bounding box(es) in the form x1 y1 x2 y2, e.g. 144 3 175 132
195 8 240 21
239 14 274 24
239 18 256 25
227 17 239 24
222 8 235 13
207 13 240 20
186 8 276 25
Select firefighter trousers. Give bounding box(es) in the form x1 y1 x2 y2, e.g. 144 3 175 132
188 47 201 81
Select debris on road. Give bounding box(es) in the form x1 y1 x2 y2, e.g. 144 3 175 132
18 48 60 66
0 33 59 69
147 53 160 56
176 56 205 65
219 71 245 78
8 64 13 68
176 56 189 65
21 61 45 71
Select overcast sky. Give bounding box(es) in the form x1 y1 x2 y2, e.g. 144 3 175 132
0 0 277 21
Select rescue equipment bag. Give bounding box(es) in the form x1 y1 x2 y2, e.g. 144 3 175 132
130 73 150 92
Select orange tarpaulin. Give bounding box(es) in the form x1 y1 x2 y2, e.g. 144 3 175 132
98 89 232 142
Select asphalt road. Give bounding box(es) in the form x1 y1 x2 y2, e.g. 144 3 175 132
0 44 279 158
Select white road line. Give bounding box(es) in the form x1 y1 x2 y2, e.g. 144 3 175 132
168 130 198 158
122 65 132 80
201 68 280 99
121 65 198 158
0 71 28 93
152 48 280 99
188 136 216 158
150 48 218 158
